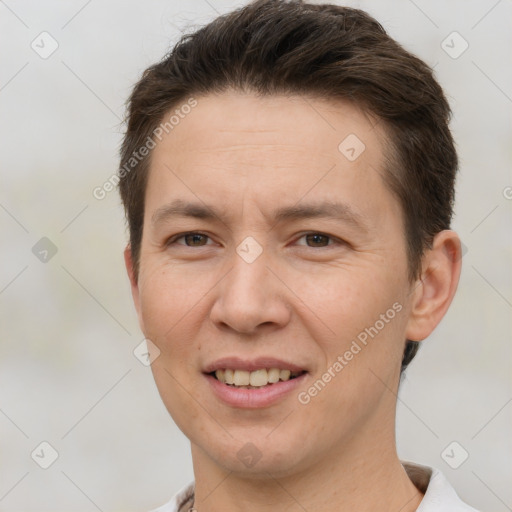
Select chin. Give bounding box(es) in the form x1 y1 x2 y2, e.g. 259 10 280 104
194 426 315 478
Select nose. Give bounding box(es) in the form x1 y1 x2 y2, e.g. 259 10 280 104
209 247 291 335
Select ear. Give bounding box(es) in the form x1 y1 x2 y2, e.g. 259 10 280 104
124 244 144 332
405 230 462 342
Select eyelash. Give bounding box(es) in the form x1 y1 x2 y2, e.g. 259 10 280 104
166 231 344 249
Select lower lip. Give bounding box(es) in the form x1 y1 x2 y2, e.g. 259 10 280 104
205 373 307 408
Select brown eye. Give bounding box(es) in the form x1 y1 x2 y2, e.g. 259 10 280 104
304 233 331 247
183 233 208 246
167 232 212 247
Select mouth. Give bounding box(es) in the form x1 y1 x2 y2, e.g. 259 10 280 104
210 368 307 389
203 358 308 408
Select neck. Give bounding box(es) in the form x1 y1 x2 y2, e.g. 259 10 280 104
189 420 423 512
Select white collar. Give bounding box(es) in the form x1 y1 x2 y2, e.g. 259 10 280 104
402 461 478 512
149 461 479 512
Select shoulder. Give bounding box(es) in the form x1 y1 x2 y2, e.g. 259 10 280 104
403 461 480 512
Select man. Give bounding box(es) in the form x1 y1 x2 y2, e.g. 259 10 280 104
119 1 478 510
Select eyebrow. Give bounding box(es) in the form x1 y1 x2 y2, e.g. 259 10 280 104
272 202 367 231
151 198 368 232
151 199 223 225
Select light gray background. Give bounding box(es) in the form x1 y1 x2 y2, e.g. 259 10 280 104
1 1 511 511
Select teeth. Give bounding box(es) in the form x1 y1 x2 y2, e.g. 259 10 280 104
214 367 302 387
267 368 280 383
279 369 291 381
249 369 268 387
224 368 234 385
233 370 250 386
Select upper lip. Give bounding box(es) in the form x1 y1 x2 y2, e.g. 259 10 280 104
203 356 307 374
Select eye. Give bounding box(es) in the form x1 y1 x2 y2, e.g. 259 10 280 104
295 232 341 248
167 231 213 247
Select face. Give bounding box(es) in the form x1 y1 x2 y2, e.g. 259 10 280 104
128 92 419 477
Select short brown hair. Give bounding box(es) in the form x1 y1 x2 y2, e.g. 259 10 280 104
119 0 458 373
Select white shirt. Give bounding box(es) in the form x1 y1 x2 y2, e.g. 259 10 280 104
148 461 479 512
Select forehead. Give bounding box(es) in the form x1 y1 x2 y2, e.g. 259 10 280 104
153 92 386 162
145 91 399 230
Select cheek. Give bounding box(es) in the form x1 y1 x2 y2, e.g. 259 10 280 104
294 264 407 400
139 265 207 429
138 264 199 355
293 262 405 343
139 260 198 322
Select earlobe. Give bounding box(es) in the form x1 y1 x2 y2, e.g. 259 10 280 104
405 230 462 342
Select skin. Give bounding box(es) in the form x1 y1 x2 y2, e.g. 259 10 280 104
125 91 462 512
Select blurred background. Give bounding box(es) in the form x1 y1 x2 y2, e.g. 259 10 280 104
1 1 511 510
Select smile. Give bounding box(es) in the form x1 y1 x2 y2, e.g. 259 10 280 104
212 368 306 388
